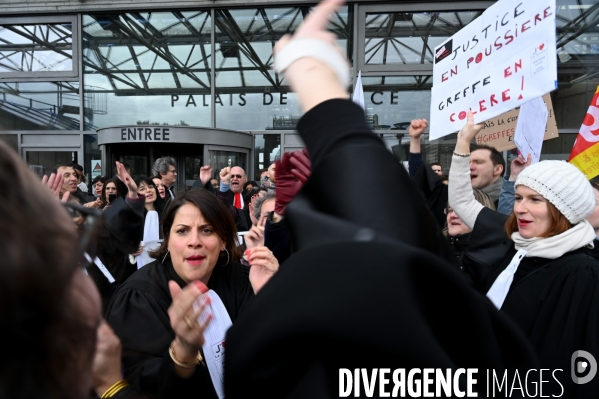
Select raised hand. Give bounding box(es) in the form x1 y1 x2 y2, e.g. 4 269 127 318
409 119 428 140
273 0 348 112
509 153 532 182
275 149 312 215
199 165 212 187
115 161 138 199
220 166 231 185
457 110 483 144
42 173 64 199
289 148 312 183
245 213 267 249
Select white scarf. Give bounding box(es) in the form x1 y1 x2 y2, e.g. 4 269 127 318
487 220 595 309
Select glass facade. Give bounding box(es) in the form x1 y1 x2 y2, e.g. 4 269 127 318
362 75 432 129
82 11 212 129
363 11 482 66
552 1 599 129
253 133 281 180
214 5 352 131
0 0 596 174
25 150 77 176
0 21 74 76
0 81 80 130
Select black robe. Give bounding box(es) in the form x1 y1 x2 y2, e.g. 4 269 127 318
224 100 539 398
86 196 144 312
105 259 254 399
463 208 599 398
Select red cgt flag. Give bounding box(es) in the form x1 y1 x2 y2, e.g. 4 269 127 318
569 85 599 179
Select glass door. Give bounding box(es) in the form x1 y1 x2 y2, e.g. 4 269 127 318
206 145 249 181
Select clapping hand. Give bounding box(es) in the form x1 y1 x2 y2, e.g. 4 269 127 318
42 173 70 202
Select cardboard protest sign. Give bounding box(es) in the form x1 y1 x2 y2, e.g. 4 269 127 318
474 93 558 151
430 0 557 140
513 96 549 163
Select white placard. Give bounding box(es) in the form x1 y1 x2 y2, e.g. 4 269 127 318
513 96 549 163
195 290 232 399
430 0 557 140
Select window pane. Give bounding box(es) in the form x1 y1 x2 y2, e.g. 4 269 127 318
364 11 482 66
26 151 76 176
0 22 73 74
215 5 352 130
82 12 212 129
253 134 280 181
0 82 80 130
209 150 248 178
552 0 599 129
0 134 18 154
361 75 432 129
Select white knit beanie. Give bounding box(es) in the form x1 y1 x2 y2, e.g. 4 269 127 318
515 160 596 224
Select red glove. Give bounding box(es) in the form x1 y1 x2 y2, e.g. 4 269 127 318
274 149 311 215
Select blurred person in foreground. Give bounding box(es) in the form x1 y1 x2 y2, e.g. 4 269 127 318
0 140 134 398
222 1 539 397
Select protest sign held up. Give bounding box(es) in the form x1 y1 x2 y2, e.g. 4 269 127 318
429 0 558 140
474 93 558 151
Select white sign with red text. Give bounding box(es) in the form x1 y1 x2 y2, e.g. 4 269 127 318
429 0 557 140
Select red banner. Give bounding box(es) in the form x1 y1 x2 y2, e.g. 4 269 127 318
569 85 599 179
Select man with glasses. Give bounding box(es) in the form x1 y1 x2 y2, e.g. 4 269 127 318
218 165 252 231
152 157 177 201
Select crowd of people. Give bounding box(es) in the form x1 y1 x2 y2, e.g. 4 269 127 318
2 0 599 398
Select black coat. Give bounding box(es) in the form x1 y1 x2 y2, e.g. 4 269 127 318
409 152 448 229
86 196 144 312
217 189 252 232
106 259 254 399
463 207 599 398
224 100 539 398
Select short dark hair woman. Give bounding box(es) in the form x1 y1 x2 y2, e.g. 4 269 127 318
106 189 279 398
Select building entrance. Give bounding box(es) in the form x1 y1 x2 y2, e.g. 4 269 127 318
97 126 252 193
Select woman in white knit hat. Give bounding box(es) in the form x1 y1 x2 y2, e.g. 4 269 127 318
449 111 599 398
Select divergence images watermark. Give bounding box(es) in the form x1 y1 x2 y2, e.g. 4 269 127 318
338 351 596 398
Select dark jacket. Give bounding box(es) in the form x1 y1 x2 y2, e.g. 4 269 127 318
87 196 145 313
106 259 254 399
74 187 95 204
224 99 539 398
409 152 448 229
217 189 252 232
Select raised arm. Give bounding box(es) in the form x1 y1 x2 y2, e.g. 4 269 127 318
448 111 484 229
274 0 446 256
408 119 427 177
